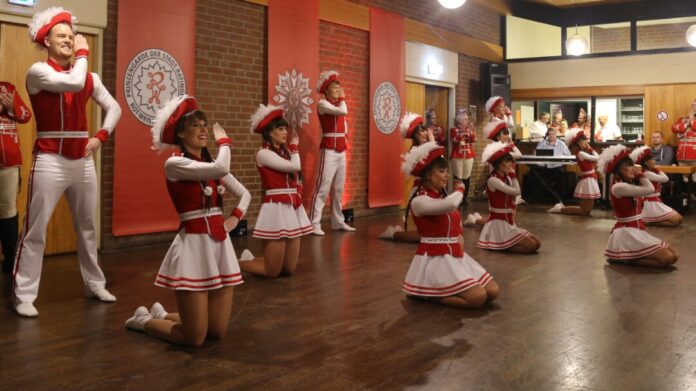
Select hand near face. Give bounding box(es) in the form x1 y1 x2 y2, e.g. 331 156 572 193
212 122 227 142
290 130 299 146
0 92 13 112
427 129 435 143
339 86 345 99
74 34 89 52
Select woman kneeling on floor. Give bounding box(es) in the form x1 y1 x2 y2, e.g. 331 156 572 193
599 145 679 267
401 141 499 308
630 146 682 227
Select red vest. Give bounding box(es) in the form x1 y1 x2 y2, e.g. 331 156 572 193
487 172 516 224
0 82 31 167
412 187 463 257
672 116 696 161
610 179 645 231
28 59 94 160
577 147 598 179
449 126 476 159
257 143 302 208
318 98 347 152
166 153 226 242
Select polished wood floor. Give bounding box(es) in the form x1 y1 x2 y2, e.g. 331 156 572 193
1 203 694 390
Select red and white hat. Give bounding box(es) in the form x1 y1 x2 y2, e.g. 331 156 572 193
151 95 198 151
484 118 508 140
401 141 445 177
317 70 339 94
598 144 631 175
481 141 515 166
250 103 284 134
485 96 504 113
29 7 76 45
564 127 586 146
629 146 652 165
399 112 424 139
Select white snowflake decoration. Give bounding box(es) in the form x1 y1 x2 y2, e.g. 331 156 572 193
273 68 314 131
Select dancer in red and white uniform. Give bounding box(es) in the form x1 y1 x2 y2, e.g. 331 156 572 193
672 99 696 179
485 96 514 129
238 104 312 278
598 145 678 268
477 142 540 253
0 81 31 274
630 146 682 227
309 70 355 235
14 8 122 317
401 141 499 308
379 112 433 242
125 95 250 346
450 110 476 205
547 128 600 216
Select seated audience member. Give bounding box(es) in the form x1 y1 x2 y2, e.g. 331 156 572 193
595 115 622 142
531 127 572 201
650 131 674 166
572 107 591 138
528 112 549 141
549 110 563 131
558 119 569 137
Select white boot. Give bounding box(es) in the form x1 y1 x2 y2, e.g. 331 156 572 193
90 288 117 302
473 212 482 220
379 225 396 239
547 202 564 214
463 214 477 226
332 222 356 232
149 302 168 320
125 306 152 332
15 302 39 317
312 225 325 236
239 249 254 262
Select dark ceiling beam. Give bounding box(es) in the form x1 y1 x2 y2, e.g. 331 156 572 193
511 0 696 27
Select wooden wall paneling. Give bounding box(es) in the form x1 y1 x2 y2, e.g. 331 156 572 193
644 85 675 145
512 85 645 100
319 0 369 31
404 19 503 63
402 82 425 208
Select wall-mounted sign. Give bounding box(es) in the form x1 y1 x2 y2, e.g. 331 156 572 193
657 111 668 122
8 0 37 6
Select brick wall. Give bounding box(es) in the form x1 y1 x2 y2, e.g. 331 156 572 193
99 0 500 250
591 26 631 53
456 54 489 188
637 22 692 50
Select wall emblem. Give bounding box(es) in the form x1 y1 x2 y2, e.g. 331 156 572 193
372 81 401 135
273 68 314 131
124 49 187 125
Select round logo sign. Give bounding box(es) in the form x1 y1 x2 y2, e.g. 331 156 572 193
372 82 401 135
124 49 187 126
657 111 668 122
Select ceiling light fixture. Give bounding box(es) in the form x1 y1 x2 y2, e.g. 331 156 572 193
687 25 696 47
437 0 466 9
566 26 589 56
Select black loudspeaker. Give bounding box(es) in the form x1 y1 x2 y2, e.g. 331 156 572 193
481 62 511 104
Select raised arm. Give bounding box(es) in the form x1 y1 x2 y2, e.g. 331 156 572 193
317 98 348 116
26 56 89 94
165 140 231 181
612 177 654 197
90 73 122 143
645 170 669 184
410 190 463 217
256 147 300 173
488 175 521 196
578 151 599 162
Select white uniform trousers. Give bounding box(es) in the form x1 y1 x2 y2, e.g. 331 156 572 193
310 148 346 227
0 166 19 219
14 153 106 304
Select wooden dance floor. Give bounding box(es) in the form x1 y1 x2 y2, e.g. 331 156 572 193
1 203 695 390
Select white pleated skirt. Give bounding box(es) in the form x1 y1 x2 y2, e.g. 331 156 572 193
403 253 492 297
253 202 313 240
574 177 601 199
155 231 243 291
604 227 667 260
477 219 532 250
642 200 678 222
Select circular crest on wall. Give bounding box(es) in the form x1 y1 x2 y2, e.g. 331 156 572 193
124 48 187 126
372 81 401 135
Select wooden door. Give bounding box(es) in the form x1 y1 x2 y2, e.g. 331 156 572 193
403 82 425 208
0 23 98 255
425 85 450 132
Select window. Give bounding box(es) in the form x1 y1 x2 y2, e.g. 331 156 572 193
506 16 562 59
637 17 696 50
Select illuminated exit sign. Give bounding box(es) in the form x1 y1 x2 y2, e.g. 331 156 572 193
8 0 37 6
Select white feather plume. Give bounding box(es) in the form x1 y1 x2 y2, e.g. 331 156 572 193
401 141 439 176
151 95 189 151
564 127 584 146
629 146 651 164
399 112 422 139
483 118 506 140
28 7 77 44
597 144 629 174
249 103 281 134
485 96 503 113
481 141 509 166
316 70 339 92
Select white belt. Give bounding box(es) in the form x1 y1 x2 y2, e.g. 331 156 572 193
0 124 17 131
0 130 17 136
681 138 696 142
616 214 642 223
37 131 88 139
646 192 660 198
420 237 459 244
489 207 513 213
265 188 297 196
323 133 345 137
581 170 595 175
179 207 222 222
